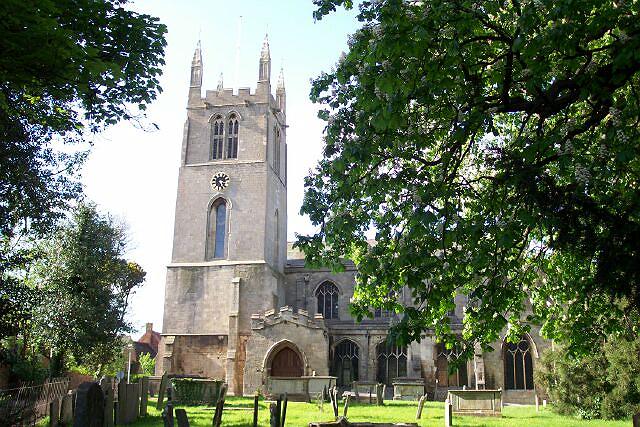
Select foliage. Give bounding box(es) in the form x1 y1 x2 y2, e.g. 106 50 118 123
298 0 640 356
138 352 156 377
536 335 640 420
29 203 145 376
0 0 166 340
0 338 48 384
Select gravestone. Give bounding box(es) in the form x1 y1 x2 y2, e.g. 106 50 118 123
444 398 453 427
74 382 104 427
139 377 150 417
162 401 174 427
375 384 384 406
342 394 350 418
49 397 60 427
416 395 426 419
60 391 74 426
157 372 169 410
117 380 127 423
633 412 639 427
253 394 259 427
103 381 114 427
175 408 190 427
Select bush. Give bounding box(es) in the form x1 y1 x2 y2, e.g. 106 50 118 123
536 335 640 420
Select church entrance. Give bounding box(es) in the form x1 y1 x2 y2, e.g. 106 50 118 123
270 347 303 377
376 342 407 386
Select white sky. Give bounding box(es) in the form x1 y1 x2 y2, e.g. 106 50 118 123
81 1 360 337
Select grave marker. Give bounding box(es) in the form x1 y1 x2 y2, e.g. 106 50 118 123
175 408 190 427
140 377 150 417
444 398 453 427
74 382 104 427
49 397 60 427
416 394 426 419
157 372 169 410
60 391 74 426
162 401 174 427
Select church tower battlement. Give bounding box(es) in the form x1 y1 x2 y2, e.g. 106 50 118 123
159 36 288 395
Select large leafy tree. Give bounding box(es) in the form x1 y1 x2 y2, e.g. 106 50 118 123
299 0 640 356
0 0 165 339
30 204 145 376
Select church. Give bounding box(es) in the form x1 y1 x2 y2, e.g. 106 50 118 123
156 37 549 404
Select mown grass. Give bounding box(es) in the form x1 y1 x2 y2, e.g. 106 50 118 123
125 397 629 426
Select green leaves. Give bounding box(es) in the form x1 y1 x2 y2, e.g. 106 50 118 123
303 0 640 355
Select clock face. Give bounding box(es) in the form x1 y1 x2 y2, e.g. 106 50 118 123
211 172 230 191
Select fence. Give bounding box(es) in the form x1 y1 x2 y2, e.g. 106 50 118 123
0 377 69 425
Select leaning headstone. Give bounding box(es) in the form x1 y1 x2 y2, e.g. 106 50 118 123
175 408 190 427
444 398 453 427
60 391 74 426
212 383 227 427
162 401 174 427
125 382 139 423
416 394 426 419
342 394 350 418
157 372 169 410
49 397 60 427
74 382 104 427
633 412 639 427
269 402 279 427
139 377 150 417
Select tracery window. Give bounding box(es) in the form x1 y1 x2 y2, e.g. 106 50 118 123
332 340 359 387
315 281 339 319
210 117 224 160
435 343 468 387
376 342 407 386
226 114 239 159
504 336 534 390
206 198 227 259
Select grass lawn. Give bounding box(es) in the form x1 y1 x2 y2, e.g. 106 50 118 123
125 397 630 426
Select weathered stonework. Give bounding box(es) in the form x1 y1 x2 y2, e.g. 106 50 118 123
159 38 551 402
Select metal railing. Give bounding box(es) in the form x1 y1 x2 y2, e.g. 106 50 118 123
0 377 69 426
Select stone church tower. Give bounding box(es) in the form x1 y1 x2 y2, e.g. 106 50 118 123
157 36 288 395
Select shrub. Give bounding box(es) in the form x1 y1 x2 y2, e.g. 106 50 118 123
536 335 640 420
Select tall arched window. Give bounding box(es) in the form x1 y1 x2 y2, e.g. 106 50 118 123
273 210 279 266
435 343 468 387
210 117 224 160
332 340 359 387
273 125 281 175
206 199 227 259
504 336 534 390
227 114 239 159
376 342 407 386
316 281 339 319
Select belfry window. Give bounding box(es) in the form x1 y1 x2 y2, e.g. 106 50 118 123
316 281 339 319
210 118 224 160
206 199 227 259
227 114 239 159
273 125 281 175
504 336 534 390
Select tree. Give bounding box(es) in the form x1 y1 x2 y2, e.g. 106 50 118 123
535 335 640 419
138 352 156 377
298 0 640 356
29 204 145 375
0 0 165 340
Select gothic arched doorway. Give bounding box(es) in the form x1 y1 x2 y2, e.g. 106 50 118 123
270 347 303 377
504 336 534 390
332 340 359 387
376 342 407 386
435 343 468 387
